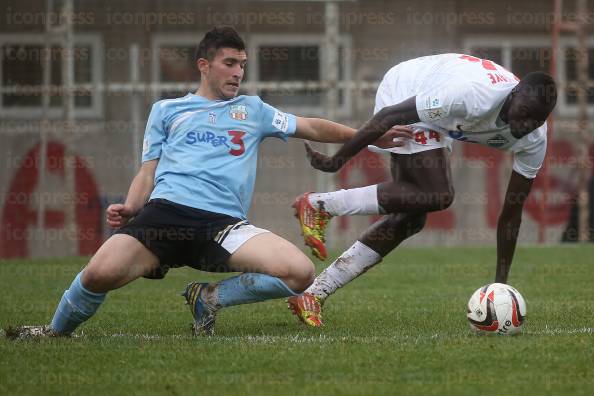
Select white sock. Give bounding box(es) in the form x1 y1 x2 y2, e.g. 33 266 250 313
306 241 382 300
308 185 383 216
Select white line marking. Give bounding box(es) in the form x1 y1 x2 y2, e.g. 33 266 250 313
104 328 594 342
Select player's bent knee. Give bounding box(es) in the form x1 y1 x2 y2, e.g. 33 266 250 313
297 262 316 292
80 265 110 293
440 186 455 210
290 271 314 294
285 256 315 293
81 256 128 293
408 213 427 235
426 186 455 212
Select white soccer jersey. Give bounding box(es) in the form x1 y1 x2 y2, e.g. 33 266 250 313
372 53 547 179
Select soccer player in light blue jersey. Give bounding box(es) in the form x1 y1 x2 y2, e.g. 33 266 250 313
7 26 407 338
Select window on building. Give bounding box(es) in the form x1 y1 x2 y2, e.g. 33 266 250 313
564 47 594 104
0 34 102 117
258 45 322 107
250 35 351 116
157 44 199 99
469 47 503 66
511 47 551 78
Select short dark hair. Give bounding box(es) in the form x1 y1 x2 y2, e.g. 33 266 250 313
195 26 246 62
516 71 557 115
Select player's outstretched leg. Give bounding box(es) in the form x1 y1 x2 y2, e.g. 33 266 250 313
183 232 314 336
182 273 300 336
288 212 427 327
6 234 159 340
289 149 452 327
294 149 453 255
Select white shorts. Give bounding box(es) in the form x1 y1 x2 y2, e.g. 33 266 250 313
368 126 453 155
214 221 270 255
368 59 453 155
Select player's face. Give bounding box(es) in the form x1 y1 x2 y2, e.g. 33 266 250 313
508 115 544 139
203 48 247 100
507 98 547 139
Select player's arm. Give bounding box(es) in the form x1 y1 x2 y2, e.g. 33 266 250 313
495 170 534 283
106 159 158 229
304 96 420 172
293 117 412 148
293 117 355 143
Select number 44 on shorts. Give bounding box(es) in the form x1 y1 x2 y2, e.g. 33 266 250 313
414 129 441 145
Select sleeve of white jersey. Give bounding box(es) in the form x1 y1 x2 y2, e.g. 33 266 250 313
511 123 548 179
374 76 393 115
415 82 472 130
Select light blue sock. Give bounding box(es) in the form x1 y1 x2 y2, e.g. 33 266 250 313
216 273 298 307
50 272 106 335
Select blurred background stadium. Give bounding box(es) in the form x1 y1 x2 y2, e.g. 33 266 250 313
0 0 592 259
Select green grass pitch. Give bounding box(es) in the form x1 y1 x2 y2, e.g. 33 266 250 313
1 245 593 395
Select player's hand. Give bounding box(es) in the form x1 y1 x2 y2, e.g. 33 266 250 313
304 141 343 173
106 203 135 229
372 126 414 149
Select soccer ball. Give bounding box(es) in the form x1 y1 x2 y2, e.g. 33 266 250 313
466 283 526 335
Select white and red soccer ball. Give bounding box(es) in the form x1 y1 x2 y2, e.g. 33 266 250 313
467 283 526 335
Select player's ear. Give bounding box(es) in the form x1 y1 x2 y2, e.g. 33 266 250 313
197 58 209 75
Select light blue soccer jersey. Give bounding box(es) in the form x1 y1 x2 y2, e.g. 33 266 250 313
142 94 297 220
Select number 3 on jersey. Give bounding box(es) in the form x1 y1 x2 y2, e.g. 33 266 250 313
228 130 246 156
415 130 441 145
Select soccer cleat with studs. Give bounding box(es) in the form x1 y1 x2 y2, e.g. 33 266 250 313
287 292 324 327
182 282 218 336
3 325 62 340
292 192 332 261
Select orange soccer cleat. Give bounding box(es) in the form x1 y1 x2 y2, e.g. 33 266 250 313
292 192 332 260
287 293 323 327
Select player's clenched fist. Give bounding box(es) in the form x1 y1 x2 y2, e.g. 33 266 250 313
106 203 135 229
304 126 413 172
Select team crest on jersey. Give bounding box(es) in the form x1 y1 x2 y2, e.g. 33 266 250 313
487 134 509 148
230 105 248 121
425 96 441 109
